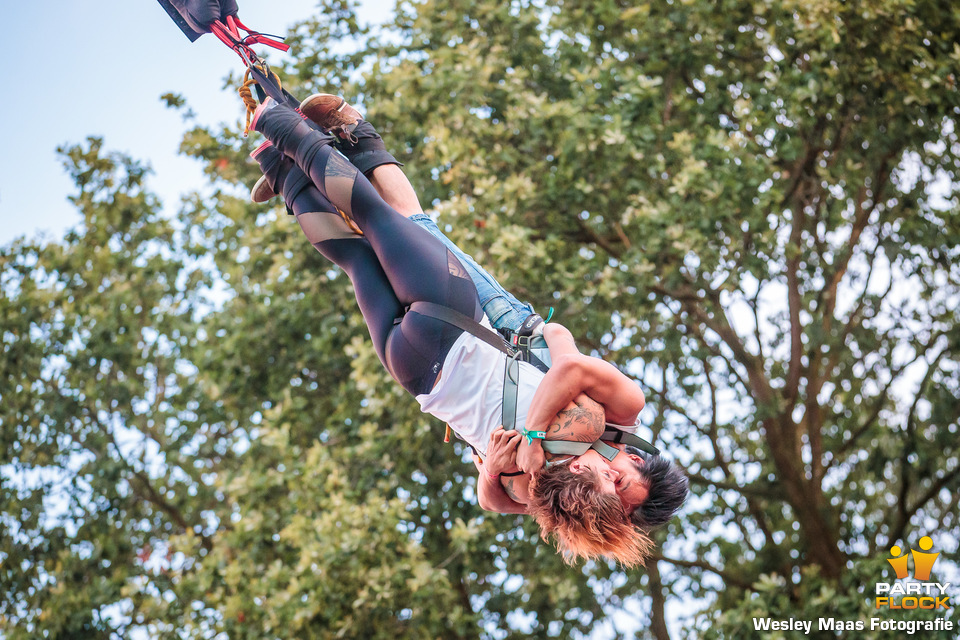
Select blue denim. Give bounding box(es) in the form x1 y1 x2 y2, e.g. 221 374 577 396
410 213 535 332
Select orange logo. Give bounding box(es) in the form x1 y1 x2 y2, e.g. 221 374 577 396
887 536 940 581
876 536 950 610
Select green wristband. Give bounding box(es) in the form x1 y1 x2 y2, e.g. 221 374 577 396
521 428 547 444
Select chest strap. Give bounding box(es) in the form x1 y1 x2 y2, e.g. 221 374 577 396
540 428 660 460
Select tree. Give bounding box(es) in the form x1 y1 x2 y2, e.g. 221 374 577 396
3 0 960 638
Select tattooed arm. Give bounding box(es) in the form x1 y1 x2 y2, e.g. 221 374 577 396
539 323 645 425
517 323 645 472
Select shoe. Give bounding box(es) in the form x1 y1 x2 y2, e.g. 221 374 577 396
249 140 312 209
299 94 362 140
249 140 288 203
299 94 401 176
250 141 282 203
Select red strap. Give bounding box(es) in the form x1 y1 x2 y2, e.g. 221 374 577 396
208 18 289 69
228 14 290 52
222 14 241 39
209 20 240 50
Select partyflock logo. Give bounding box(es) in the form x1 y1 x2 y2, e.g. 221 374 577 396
876 536 951 610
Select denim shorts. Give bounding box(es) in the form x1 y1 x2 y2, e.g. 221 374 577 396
410 213 535 332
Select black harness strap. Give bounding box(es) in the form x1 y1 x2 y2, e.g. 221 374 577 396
156 0 204 41
408 302 512 355
246 65 300 107
601 427 659 455
408 302 522 431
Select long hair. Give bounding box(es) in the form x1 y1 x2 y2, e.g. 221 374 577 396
528 464 653 567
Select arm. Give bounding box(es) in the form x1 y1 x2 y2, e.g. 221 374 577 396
473 427 530 514
517 324 646 471
539 323 645 425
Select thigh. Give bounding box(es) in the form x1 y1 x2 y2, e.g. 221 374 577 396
315 149 482 320
409 214 535 331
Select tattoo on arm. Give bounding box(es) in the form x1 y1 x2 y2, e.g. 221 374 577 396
547 396 605 442
502 477 522 503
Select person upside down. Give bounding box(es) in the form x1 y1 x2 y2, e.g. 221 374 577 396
247 93 688 566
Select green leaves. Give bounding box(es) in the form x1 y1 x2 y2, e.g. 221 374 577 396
4 0 960 638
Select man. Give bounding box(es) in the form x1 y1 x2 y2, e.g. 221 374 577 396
250 94 687 565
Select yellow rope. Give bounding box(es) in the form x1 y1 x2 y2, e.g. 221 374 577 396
337 207 364 236
238 66 283 137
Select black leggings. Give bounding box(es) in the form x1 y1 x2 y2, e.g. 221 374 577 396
269 122 482 395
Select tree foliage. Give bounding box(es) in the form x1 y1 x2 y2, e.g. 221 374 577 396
3 0 960 638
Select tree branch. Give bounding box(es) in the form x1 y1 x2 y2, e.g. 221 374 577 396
647 560 672 640
652 553 753 591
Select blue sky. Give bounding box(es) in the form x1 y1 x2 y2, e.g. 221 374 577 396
0 0 377 245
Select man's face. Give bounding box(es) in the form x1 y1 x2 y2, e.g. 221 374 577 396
607 450 649 514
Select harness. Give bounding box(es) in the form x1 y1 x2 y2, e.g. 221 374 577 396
409 302 659 461
157 0 300 128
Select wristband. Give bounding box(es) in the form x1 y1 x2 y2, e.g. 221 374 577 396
521 428 547 444
486 471 500 479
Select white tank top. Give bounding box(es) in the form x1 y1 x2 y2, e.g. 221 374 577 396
415 317 545 457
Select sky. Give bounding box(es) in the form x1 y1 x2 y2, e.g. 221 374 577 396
0 0 384 246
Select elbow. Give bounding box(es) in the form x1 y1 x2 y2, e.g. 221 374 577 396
552 353 584 376
477 492 493 512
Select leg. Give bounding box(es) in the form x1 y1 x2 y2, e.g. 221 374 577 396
252 142 400 369
296 95 537 332
368 164 424 217
253 102 480 316
250 125 481 395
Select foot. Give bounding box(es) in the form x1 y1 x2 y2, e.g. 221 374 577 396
249 96 281 133
250 141 283 203
299 94 362 140
252 98 337 172
249 140 311 209
299 94 401 176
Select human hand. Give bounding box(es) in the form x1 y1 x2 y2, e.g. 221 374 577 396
517 436 546 474
485 427 522 476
